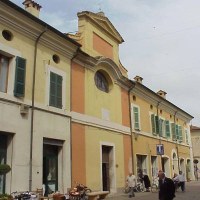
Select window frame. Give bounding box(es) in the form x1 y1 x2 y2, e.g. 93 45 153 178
0 54 9 93
0 44 21 97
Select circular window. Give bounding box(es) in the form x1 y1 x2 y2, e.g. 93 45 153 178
52 54 60 64
2 30 13 41
94 70 112 93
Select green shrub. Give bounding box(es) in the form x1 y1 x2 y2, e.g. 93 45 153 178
0 164 11 175
0 193 12 200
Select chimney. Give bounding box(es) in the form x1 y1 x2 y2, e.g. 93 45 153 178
23 0 42 18
134 76 143 84
157 90 167 99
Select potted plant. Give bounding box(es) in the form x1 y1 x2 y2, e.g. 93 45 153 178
0 164 12 200
0 164 11 175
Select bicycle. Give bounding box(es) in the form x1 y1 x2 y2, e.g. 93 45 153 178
151 176 159 193
69 181 91 200
134 181 144 192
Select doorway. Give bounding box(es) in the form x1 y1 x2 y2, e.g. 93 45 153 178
102 145 114 191
43 144 58 195
137 155 147 175
151 156 157 177
0 134 7 194
161 157 169 176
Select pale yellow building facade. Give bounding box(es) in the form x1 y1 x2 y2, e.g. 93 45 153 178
130 79 194 181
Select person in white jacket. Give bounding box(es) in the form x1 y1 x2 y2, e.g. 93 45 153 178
126 172 137 198
173 171 186 192
177 171 186 192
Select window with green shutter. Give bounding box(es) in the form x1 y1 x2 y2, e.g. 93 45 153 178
171 123 176 140
14 56 26 97
185 129 189 144
49 72 62 108
133 106 140 130
151 114 156 134
175 124 179 140
159 119 165 137
165 120 170 138
155 116 159 134
178 126 183 142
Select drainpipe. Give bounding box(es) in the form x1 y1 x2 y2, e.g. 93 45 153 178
156 101 162 170
69 49 80 186
128 83 136 174
174 111 180 172
29 28 47 191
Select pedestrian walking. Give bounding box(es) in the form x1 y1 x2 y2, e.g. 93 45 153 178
158 170 175 200
126 172 137 198
177 171 186 192
142 173 151 192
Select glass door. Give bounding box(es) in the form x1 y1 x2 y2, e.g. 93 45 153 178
43 144 58 196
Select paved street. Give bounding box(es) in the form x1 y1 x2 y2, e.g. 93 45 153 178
107 180 200 200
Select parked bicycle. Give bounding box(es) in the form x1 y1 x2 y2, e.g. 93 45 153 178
123 180 144 193
151 176 159 193
69 181 91 200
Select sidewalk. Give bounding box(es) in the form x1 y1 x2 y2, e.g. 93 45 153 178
107 180 200 200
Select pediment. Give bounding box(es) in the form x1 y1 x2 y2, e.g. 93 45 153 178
78 11 124 44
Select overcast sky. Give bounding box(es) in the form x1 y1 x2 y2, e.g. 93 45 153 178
11 0 200 125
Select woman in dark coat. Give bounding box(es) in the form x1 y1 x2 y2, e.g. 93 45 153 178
143 174 151 192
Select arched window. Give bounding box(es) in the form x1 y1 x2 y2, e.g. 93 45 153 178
94 71 109 92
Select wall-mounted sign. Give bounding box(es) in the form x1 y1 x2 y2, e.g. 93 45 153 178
156 144 164 155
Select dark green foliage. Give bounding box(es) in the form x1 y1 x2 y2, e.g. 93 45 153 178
0 164 11 175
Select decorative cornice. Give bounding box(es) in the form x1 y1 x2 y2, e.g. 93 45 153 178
0 1 80 57
71 111 130 135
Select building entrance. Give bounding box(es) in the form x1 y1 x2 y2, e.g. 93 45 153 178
43 144 58 195
0 134 7 194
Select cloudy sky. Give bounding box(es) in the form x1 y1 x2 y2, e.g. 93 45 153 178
11 0 200 125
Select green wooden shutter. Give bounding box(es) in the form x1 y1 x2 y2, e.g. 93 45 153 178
185 130 189 144
56 74 62 108
171 123 176 140
151 114 156 134
133 107 139 130
179 126 183 142
175 124 179 140
49 72 62 108
14 56 26 97
159 119 164 137
155 116 159 134
165 120 170 138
